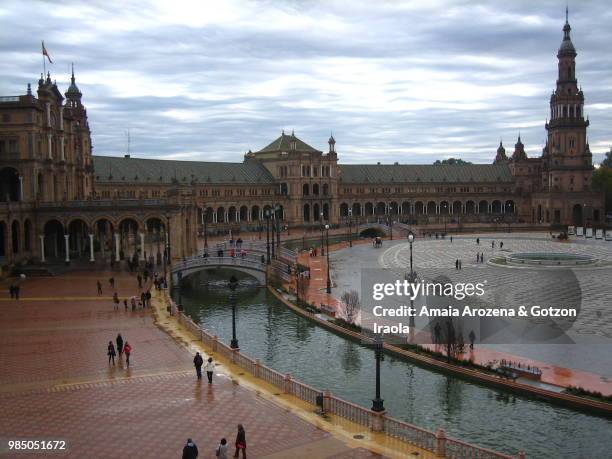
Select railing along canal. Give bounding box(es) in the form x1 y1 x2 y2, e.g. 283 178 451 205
164 291 522 459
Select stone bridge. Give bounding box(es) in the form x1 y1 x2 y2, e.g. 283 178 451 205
171 256 267 286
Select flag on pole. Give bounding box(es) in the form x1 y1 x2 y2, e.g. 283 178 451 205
42 41 52 63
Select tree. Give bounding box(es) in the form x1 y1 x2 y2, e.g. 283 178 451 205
593 166 612 213
340 290 360 325
433 158 472 165
602 147 612 168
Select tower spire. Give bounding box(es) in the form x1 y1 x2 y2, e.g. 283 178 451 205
71 62 75 84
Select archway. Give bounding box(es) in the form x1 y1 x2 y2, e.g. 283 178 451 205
313 203 320 221
322 183 329 196
426 201 436 215
43 219 65 259
228 206 237 223
0 221 5 259
375 202 386 216
491 200 502 214
68 219 89 259
389 202 399 215
11 220 20 254
401 202 411 215
303 183 309 196
340 203 349 217
251 205 260 222
323 203 329 221
216 207 225 223
145 217 165 264
352 203 362 217
94 219 114 260
465 201 475 214
118 218 139 261
303 203 310 222
478 200 488 214
23 219 32 252
572 204 582 226
240 206 249 222
313 183 319 196
365 202 374 216
415 201 424 215
0 167 20 202
505 200 515 214
439 201 450 215
452 201 462 214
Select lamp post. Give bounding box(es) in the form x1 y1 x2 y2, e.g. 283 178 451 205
271 209 276 260
320 212 325 256
265 209 271 264
325 223 331 294
275 204 281 248
407 232 415 329
229 275 239 349
165 213 171 266
371 334 385 412
442 203 448 233
348 208 353 248
203 208 209 249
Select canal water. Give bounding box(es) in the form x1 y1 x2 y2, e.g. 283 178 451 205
175 270 612 458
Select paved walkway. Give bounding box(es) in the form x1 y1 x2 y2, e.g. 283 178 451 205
0 271 426 458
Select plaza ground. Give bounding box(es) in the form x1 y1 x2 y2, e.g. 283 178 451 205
0 270 433 458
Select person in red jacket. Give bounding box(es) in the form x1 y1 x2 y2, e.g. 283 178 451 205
123 341 132 368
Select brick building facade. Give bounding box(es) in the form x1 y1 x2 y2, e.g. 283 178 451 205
0 16 605 266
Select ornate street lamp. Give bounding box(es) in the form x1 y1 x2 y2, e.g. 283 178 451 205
275 204 281 248
229 275 239 349
265 209 271 264
407 232 415 329
271 209 276 260
165 213 171 266
371 334 385 412
348 208 353 248
203 208 209 249
320 212 325 256
325 223 331 294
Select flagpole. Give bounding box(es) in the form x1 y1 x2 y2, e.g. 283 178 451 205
42 41 46 76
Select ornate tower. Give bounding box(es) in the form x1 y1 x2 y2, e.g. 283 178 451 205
543 8 593 192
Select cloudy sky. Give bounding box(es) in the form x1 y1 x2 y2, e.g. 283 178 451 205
1 0 611 165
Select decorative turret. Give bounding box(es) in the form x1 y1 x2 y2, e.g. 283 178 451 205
65 63 83 108
328 133 336 153
511 134 527 161
494 139 507 163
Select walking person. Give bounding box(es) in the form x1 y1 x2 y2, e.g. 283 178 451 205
476 238 480 245
469 330 476 350
123 299 128 311
137 274 142 289
205 357 215 384
216 438 228 459
500 241 504 250
182 438 199 459
116 333 124 356
107 341 116 366
113 292 120 311
14 285 20 300
193 352 204 380
9 285 14 299
97 281 103 295
455 259 459 270
123 341 132 367
109 277 115 289
234 424 246 459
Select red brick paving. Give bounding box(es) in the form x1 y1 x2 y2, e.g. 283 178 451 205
0 270 391 458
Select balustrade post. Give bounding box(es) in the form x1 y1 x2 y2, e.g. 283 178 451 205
254 358 261 379
212 335 218 352
283 373 292 394
231 347 239 365
435 428 446 458
323 389 332 413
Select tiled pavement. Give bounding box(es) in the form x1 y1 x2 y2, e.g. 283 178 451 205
0 271 394 458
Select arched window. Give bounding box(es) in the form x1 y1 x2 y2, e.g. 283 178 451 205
302 183 309 196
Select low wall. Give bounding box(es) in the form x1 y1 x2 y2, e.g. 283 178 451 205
162 290 520 459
